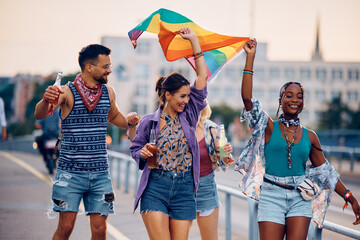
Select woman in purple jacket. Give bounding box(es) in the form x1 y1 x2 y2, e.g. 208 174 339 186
130 27 208 240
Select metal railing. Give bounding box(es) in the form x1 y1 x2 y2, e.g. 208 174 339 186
323 145 360 172
107 150 360 240
217 185 360 240
108 150 140 196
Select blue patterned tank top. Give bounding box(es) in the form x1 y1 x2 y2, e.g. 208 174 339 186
57 82 110 174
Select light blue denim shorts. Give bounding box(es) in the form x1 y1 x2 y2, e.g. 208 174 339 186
257 174 312 225
52 169 115 215
140 169 196 220
196 172 220 212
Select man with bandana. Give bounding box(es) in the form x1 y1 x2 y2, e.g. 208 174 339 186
35 44 138 240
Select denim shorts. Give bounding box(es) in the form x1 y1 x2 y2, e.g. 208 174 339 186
52 169 115 215
140 169 196 220
257 174 312 225
196 172 220 213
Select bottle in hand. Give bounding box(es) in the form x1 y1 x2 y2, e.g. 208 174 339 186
147 129 157 169
48 71 62 105
219 124 228 158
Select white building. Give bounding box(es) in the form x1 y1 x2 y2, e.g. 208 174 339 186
102 28 360 128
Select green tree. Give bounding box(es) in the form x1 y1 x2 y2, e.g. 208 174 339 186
10 73 79 137
210 103 242 130
348 105 360 129
318 97 352 129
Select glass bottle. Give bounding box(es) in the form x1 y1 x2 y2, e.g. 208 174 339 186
219 124 228 158
48 71 62 105
147 129 157 169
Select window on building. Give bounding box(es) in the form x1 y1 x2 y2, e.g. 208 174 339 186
225 87 237 98
115 64 128 81
315 90 326 102
135 84 148 97
270 68 280 80
269 89 278 100
133 103 148 116
253 89 264 98
348 69 360 81
331 69 343 81
316 69 327 82
136 41 150 54
331 91 341 100
208 87 221 100
347 91 358 102
254 68 265 81
160 68 166 76
179 68 190 79
285 68 295 81
134 63 150 79
300 68 311 80
305 91 311 102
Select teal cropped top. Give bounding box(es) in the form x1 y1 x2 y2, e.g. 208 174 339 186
264 121 312 177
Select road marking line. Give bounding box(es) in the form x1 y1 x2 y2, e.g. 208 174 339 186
0 151 52 186
0 151 130 240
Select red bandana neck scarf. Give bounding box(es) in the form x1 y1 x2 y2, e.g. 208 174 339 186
73 74 103 112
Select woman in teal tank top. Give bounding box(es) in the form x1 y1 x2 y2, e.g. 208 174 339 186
264 120 311 177
238 39 360 240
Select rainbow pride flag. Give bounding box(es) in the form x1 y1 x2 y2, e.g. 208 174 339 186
128 8 250 80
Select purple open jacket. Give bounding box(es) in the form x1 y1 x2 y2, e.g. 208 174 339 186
130 85 207 212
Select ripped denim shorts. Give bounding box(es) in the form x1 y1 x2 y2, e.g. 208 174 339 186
140 169 196 220
51 169 115 215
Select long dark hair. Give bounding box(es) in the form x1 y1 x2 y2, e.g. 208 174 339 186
155 72 190 106
276 81 305 119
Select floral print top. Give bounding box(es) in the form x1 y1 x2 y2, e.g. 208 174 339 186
234 98 340 228
155 112 192 172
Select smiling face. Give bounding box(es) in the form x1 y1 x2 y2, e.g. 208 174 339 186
280 83 304 118
164 85 191 116
90 54 112 84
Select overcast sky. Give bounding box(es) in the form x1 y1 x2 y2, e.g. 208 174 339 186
0 0 359 76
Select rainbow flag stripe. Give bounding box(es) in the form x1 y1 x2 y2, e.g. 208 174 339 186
128 8 250 80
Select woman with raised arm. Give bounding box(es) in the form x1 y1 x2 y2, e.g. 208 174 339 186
130 27 208 240
236 39 360 240
195 103 233 240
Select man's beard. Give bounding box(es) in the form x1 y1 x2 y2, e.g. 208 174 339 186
94 75 108 84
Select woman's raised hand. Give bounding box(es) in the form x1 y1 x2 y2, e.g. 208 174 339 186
244 39 257 56
178 27 196 41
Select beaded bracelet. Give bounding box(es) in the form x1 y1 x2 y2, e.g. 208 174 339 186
128 122 138 129
343 189 351 200
243 71 254 75
193 51 204 60
342 189 352 211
